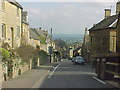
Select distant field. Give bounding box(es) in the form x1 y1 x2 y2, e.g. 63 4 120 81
53 34 84 42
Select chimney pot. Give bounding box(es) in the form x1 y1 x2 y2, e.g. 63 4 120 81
104 9 111 19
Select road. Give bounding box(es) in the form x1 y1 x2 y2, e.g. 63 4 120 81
40 60 116 88
2 59 118 89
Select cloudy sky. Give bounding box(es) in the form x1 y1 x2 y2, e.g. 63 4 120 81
17 0 118 34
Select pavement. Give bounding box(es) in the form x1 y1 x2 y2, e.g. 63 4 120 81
2 62 59 89
2 59 119 89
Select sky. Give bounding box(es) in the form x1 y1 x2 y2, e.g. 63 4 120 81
17 0 118 34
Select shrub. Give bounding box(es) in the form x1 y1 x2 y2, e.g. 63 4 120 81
14 45 39 61
0 48 10 59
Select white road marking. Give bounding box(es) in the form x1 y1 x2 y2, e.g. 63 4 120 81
48 64 61 79
93 76 106 85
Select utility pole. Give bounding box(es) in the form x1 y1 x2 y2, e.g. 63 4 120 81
51 28 52 47
50 28 53 63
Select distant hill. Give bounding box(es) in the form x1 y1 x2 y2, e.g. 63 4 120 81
53 34 84 43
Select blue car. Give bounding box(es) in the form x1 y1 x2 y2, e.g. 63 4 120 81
73 56 85 65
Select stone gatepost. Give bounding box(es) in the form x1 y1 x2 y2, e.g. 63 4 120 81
30 59 32 69
37 58 40 67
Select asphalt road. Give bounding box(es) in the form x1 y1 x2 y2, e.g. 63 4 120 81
2 59 118 89
40 59 117 88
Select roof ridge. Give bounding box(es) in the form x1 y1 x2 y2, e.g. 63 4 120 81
89 15 118 31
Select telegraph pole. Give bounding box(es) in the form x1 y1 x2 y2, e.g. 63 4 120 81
51 28 52 47
50 28 52 63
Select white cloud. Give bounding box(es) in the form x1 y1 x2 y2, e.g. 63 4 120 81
20 1 118 34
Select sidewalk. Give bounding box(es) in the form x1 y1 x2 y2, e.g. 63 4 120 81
2 62 59 88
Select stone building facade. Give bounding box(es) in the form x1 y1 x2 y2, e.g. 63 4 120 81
1 0 23 48
89 1 120 65
21 11 29 45
117 14 120 52
82 28 90 64
29 28 40 49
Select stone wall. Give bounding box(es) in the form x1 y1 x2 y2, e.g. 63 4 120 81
2 59 29 81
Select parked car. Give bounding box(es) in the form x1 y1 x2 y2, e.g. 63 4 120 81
72 57 76 62
73 56 85 65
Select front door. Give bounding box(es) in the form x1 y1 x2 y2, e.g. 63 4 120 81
10 28 14 48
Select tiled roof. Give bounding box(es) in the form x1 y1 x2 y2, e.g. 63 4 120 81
89 15 118 31
30 28 51 43
29 28 40 40
7 0 23 9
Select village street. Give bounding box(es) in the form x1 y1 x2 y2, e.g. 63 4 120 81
2 59 117 89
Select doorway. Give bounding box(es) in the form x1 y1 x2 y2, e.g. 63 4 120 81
10 27 14 48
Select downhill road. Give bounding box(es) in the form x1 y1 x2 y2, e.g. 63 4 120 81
2 59 118 89
40 59 117 88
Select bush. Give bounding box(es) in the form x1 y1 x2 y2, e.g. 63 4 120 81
14 45 39 61
0 48 10 59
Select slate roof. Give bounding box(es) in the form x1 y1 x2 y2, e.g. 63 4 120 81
36 29 46 37
7 0 23 9
29 28 40 40
89 15 118 31
30 28 52 43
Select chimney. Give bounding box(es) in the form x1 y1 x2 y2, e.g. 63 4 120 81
116 1 120 15
85 28 87 36
104 9 111 19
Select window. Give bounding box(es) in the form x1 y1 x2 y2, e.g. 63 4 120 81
17 7 19 16
103 37 107 45
1 23 6 38
1 0 5 11
91 37 93 43
16 26 20 38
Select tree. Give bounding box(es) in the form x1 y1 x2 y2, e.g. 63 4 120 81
54 39 67 48
14 45 39 61
54 39 68 58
